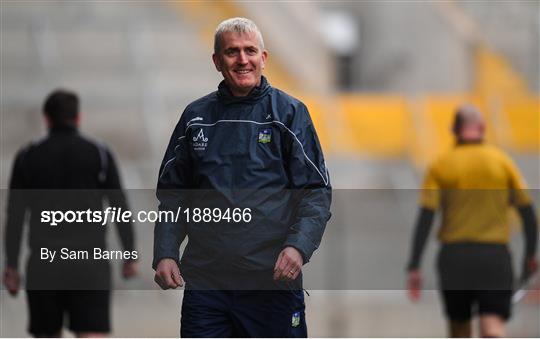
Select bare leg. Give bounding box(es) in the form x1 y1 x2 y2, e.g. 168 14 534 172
479 314 505 338
449 320 472 337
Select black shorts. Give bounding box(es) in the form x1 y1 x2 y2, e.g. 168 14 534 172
440 290 512 321
26 290 110 336
437 243 513 321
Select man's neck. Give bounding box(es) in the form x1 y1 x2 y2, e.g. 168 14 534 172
230 88 252 97
49 123 78 133
225 77 262 97
457 138 483 145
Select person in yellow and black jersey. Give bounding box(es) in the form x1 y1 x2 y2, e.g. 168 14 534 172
406 104 538 338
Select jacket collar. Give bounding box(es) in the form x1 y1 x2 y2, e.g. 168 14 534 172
217 76 271 105
49 124 78 135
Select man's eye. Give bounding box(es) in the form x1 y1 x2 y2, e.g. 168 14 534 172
225 50 237 56
246 49 257 55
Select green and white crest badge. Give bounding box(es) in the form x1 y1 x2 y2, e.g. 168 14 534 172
258 128 272 144
291 312 301 327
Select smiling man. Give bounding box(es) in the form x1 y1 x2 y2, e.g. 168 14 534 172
152 18 331 337
212 28 267 97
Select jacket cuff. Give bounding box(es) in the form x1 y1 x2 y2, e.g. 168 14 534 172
283 232 317 264
152 253 180 271
6 258 18 270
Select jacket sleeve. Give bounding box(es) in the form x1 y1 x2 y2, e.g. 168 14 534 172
102 149 135 253
282 103 332 263
4 148 29 270
152 114 192 269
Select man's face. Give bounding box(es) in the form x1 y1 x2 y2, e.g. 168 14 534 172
212 31 268 97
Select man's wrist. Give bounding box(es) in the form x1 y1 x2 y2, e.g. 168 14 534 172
157 257 179 266
406 263 419 272
152 256 179 270
6 262 18 271
5 265 18 272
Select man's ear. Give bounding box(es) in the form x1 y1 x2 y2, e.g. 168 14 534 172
44 115 52 129
261 50 268 69
212 54 221 72
478 121 485 135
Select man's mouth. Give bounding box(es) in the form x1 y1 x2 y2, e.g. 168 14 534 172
234 69 252 74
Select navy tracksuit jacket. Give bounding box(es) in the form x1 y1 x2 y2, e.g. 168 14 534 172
153 76 331 275
153 76 331 337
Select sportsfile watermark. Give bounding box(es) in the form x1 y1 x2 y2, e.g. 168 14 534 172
2 188 538 291
41 207 253 226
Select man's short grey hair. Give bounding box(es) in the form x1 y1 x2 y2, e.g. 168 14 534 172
214 17 265 54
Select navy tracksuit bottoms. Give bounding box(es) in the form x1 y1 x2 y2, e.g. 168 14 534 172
180 289 307 338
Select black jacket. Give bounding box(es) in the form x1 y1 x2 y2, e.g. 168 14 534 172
153 77 331 273
4 125 134 274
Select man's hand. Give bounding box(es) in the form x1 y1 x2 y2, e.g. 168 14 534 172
154 258 184 290
521 257 538 282
407 269 422 302
273 247 303 281
122 260 138 279
3 267 20 296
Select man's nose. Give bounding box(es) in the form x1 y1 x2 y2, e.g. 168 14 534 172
237 51 248 64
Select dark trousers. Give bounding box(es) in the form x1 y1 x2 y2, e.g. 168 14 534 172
180 290 307 338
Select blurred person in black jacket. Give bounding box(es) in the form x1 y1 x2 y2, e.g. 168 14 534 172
3 89 138 337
